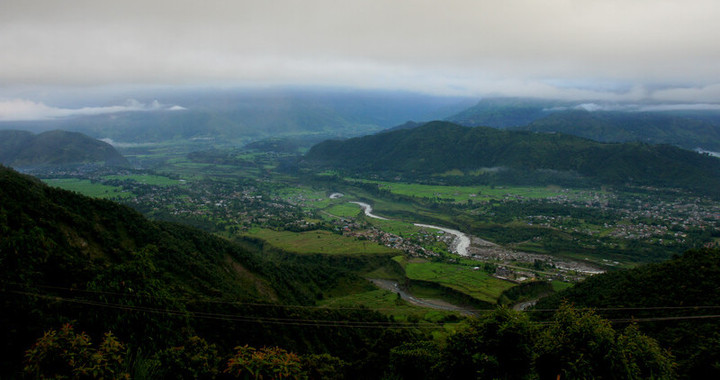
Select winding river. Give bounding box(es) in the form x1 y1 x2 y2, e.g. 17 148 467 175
350 201 470 256
349 201 389 220
413 223 471 257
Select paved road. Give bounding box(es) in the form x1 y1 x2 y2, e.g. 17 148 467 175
369 278 475 315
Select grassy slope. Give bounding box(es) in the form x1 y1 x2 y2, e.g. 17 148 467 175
404 260 516 304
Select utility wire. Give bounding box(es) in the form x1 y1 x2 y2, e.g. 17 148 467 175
2 290 445 330
6 289 720 329
10 282 720 315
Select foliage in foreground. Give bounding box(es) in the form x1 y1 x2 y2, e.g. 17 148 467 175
24 324 130 380
25 305 673 379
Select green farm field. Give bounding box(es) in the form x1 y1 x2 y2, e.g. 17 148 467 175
105 174 182 186
349 179 576 203
42 178 131 199
243 228 400 255
318 288 456 323
404 260 516 304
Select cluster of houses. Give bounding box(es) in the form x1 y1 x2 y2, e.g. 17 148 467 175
525 191 718 245
336 220 440 257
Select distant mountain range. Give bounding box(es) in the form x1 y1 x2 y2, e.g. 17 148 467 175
521 110 720 152
447 98 720 152
0 130 129 168
5 91 720 154
445 97 567 128
305 121 720 196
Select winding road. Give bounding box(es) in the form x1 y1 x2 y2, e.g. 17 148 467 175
369 279 476 315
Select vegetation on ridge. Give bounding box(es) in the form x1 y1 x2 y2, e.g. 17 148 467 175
305 121 720 196
0 130 130 168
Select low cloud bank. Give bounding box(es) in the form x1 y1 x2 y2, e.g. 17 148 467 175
0 99 185 121
99 138 157 148
546 103 720 113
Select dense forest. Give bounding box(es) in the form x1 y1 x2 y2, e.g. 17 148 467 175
305 121 720 197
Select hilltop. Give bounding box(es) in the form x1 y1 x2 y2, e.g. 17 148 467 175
0 129 130 168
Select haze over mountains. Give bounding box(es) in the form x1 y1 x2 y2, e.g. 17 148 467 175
446 97 720 152
4 91 720 157
0 89 475 144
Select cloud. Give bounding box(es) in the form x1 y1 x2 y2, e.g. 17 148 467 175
0 98 184 121
637 103 720 112
99 138 157 148
547 102 720 113
1 0 719 100
651 84 720 103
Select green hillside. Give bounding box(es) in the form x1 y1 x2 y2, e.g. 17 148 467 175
536 248 720 378
305 121 720 196
0 164 685 378
0 129 130 167
0 165 394 376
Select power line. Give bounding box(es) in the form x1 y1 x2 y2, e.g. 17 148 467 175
12 282 720 315
530 305 720 312
5 281 440 312
2 290 446 330
7 288 720 329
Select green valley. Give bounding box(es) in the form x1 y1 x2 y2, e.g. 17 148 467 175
6 126 719 378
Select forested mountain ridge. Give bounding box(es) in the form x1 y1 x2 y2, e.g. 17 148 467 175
0 129 130 168
305 121 720 196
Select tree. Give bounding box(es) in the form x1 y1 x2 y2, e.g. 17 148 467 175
439 307 536 379
154 336 222 379
534 304 674 379
225 345 303 379
24 324 130 379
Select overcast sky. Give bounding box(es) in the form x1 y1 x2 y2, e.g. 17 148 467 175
2 0 720 107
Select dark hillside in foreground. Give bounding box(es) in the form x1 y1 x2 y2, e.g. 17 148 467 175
0 165 392 376
535 248 720 378
305 121 720 196
0 129 130 168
